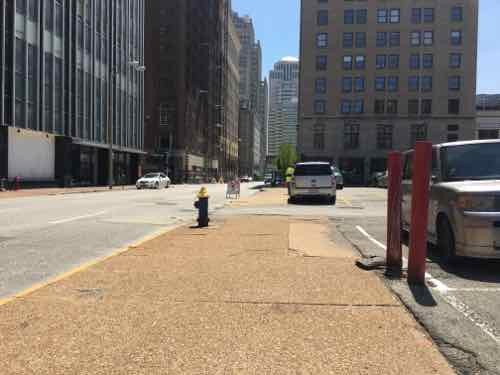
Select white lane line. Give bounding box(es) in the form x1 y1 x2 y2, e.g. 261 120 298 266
49 211 107 225
356 225 500 345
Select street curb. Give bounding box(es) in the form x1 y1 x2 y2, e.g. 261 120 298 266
0 224 182 308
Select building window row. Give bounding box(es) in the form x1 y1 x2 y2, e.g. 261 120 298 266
317 30 462 49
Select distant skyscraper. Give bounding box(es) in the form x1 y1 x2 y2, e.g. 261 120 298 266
268 57 300 158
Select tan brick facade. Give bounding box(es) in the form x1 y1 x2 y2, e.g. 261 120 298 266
299 0 478 185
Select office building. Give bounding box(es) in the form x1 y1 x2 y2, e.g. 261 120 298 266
298 0 478 185
1 0 145 186
268 57 299 158
477 94 500 139
258 78 269 170
145 0 229 183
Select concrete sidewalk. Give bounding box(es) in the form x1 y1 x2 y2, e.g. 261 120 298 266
0 192 454 374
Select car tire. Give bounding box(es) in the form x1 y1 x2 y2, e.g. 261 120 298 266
166 182 170 189
338 184 344 190
330 196 337 205
136 186 141 190
288 196 296 204
437 217 457 263
155 182 160 189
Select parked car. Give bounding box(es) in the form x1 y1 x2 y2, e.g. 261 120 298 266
332 166 344 190
377 171 388 188
369 172 384 187
402 139 500 262
264 173 273 185
136 173 171 189
289 162 337 204
240 176 253 183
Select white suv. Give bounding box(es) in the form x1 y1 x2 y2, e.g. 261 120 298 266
289 162 337 205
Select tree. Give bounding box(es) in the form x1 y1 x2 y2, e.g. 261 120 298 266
275 144 298 178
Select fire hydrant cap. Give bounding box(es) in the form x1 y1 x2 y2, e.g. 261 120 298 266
197 187 209 198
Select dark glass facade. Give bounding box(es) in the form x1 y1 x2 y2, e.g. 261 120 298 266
1 0 145 186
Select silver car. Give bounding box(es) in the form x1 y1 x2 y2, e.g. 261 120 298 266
402 139 500 262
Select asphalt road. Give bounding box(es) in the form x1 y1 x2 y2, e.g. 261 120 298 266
0 183 259 300
224 187 500 374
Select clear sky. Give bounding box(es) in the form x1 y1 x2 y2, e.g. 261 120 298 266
232 0 500 94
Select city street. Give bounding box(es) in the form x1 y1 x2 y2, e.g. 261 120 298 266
0 183 259 300
2 186 500 373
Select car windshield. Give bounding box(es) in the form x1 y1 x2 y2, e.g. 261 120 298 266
294 164 332 176
443 143 500 181
143 173 160 178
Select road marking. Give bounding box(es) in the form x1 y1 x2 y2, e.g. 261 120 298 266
356 225 500 345
48 211 107 225
0 224 182 307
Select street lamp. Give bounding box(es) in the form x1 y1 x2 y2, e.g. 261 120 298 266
107 60 146 189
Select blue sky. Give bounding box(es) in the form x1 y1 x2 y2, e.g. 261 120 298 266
232 0 500 94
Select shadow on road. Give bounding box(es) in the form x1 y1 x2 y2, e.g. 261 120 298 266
409 284 438 307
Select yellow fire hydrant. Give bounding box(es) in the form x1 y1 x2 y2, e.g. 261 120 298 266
194 187 210 227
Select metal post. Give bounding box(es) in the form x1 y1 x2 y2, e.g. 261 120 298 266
386 151 403 277
408 141 433 285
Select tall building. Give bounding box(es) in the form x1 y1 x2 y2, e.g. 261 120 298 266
224 10 241 178
1 0 145 186
268 57 300 158
299 1 478 185
145 0 227 182
258 78 269 170
232 12 264 177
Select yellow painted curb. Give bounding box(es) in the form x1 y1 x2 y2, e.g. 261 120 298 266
0 225 181 308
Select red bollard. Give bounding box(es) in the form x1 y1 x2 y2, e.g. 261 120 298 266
407 141 433 285
386 152 403 277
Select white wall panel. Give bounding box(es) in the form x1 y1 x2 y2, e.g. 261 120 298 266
8 128 55 180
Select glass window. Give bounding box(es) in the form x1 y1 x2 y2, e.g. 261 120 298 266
449 53 462 68
315 78 327 94
377 125 393 149
313 127 325 150
355 32 366 48
356 9 367 24
451 30 462 46
388 55 399 69
423 8 434 23
423 31 434 46
451 6 463 22
449 76 461 91
421 100 432 115
447 134 459 142
355 55 365 69
344 9 354 24
45 0 53 31
374 100 385 114
410 31 421 46
16 0 26 14
411 8 422 24
387 77 399 92
409 54 420 69
343 32 354 48
343 56 353 70
318 10 329 26
316 33 328 48
314 100 326 114
28 0 38 21
408 76 420 92
389 32 400 47
341 100 351 114
448 124 460 132
376 32 387 47
422 76 433 92
448 99 460 114
55 1 63 37
376 55 387 69
316 55 328 71
390 9 400 23
354 77 365 92
408 99 419 115
387 100 398 114
375 77 386 91
353 100 364 114
342 77 353 93
344 123 360 149
377 9 388 24
423 53 433 68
